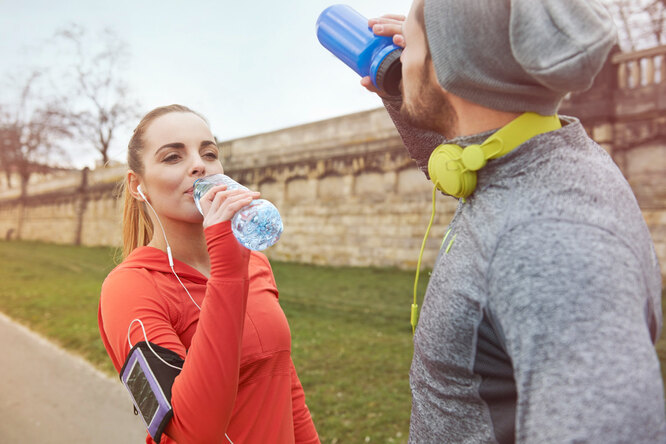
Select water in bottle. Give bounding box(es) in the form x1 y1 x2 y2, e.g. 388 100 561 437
193 174 283 251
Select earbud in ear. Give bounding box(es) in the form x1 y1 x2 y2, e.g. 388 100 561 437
137 185 147 201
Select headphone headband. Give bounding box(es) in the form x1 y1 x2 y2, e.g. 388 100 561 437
428 112 561 198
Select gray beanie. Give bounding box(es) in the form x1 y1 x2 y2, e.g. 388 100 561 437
424 0 618 115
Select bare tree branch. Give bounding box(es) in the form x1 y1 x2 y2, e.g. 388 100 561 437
55 25 139 167
603 0 666 50
0 70 72 194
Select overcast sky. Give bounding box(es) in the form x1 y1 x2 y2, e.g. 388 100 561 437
0 0 409 168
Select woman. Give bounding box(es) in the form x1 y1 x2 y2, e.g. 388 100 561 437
98 104 320 444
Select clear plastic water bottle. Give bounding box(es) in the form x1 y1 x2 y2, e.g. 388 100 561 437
193 174 283 251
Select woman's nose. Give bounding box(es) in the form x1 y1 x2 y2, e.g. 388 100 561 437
189 155 206 177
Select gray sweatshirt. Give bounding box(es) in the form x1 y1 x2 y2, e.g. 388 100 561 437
384 101 665 443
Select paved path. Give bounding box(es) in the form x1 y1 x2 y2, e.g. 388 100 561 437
0 311 147 443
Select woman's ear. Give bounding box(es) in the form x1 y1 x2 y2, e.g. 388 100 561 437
127 171 145 201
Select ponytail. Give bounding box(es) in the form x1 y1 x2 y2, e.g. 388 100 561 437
120 179 153 259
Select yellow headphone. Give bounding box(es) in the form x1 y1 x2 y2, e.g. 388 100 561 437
428 112 562 198
410 112 562 334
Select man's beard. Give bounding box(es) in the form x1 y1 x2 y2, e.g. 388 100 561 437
400 64 457 139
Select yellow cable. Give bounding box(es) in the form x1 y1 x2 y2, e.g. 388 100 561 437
412 185 438 335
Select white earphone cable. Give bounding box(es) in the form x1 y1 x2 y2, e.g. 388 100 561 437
127 318 182 371
131 186 233 443
139 187 202 310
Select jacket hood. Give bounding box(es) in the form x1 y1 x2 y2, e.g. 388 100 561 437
114 246 208 284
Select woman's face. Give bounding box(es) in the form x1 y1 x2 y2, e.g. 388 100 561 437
138 111 224 223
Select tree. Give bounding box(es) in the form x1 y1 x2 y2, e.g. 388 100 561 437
602 0 666 50
0 71 71 196
56 25 139 167
0 118 19 189
645 0 666 45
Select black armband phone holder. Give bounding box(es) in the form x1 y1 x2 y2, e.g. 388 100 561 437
120 341 184 443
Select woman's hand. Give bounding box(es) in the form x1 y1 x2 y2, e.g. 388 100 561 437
198 185 261 229
360 14 406 97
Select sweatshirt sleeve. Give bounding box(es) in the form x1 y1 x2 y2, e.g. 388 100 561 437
487 220 666 443
248 251 320 443
290 359 320 444
99 221 250 444
382 97 445 178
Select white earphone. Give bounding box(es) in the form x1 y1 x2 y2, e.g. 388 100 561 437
136 184 177 268
137 184 147 201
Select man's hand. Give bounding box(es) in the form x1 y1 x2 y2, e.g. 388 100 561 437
369 14 406 45
360 14 406 97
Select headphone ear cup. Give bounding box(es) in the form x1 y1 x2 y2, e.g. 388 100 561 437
428 144 477 198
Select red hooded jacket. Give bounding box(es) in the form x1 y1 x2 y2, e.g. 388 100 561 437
98 221 320 444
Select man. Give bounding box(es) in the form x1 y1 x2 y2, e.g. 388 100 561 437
361 0 665 442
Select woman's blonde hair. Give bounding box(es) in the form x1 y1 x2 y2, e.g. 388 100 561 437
120 104 207 259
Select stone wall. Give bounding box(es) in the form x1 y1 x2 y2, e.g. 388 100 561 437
1 46 665 277
0 167 124 247
217 109 458 268
0 109 458 270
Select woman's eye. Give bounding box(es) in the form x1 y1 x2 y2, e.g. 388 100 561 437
163 154 180 163
204 152 218 160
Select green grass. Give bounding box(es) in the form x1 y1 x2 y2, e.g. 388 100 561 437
0 239 665 443
0 240 421 443
271 261 417 443
0 240 119 374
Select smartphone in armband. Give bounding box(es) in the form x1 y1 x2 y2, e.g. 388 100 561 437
120 341 184 443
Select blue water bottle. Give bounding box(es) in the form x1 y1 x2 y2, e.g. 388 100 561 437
316 4 402 97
